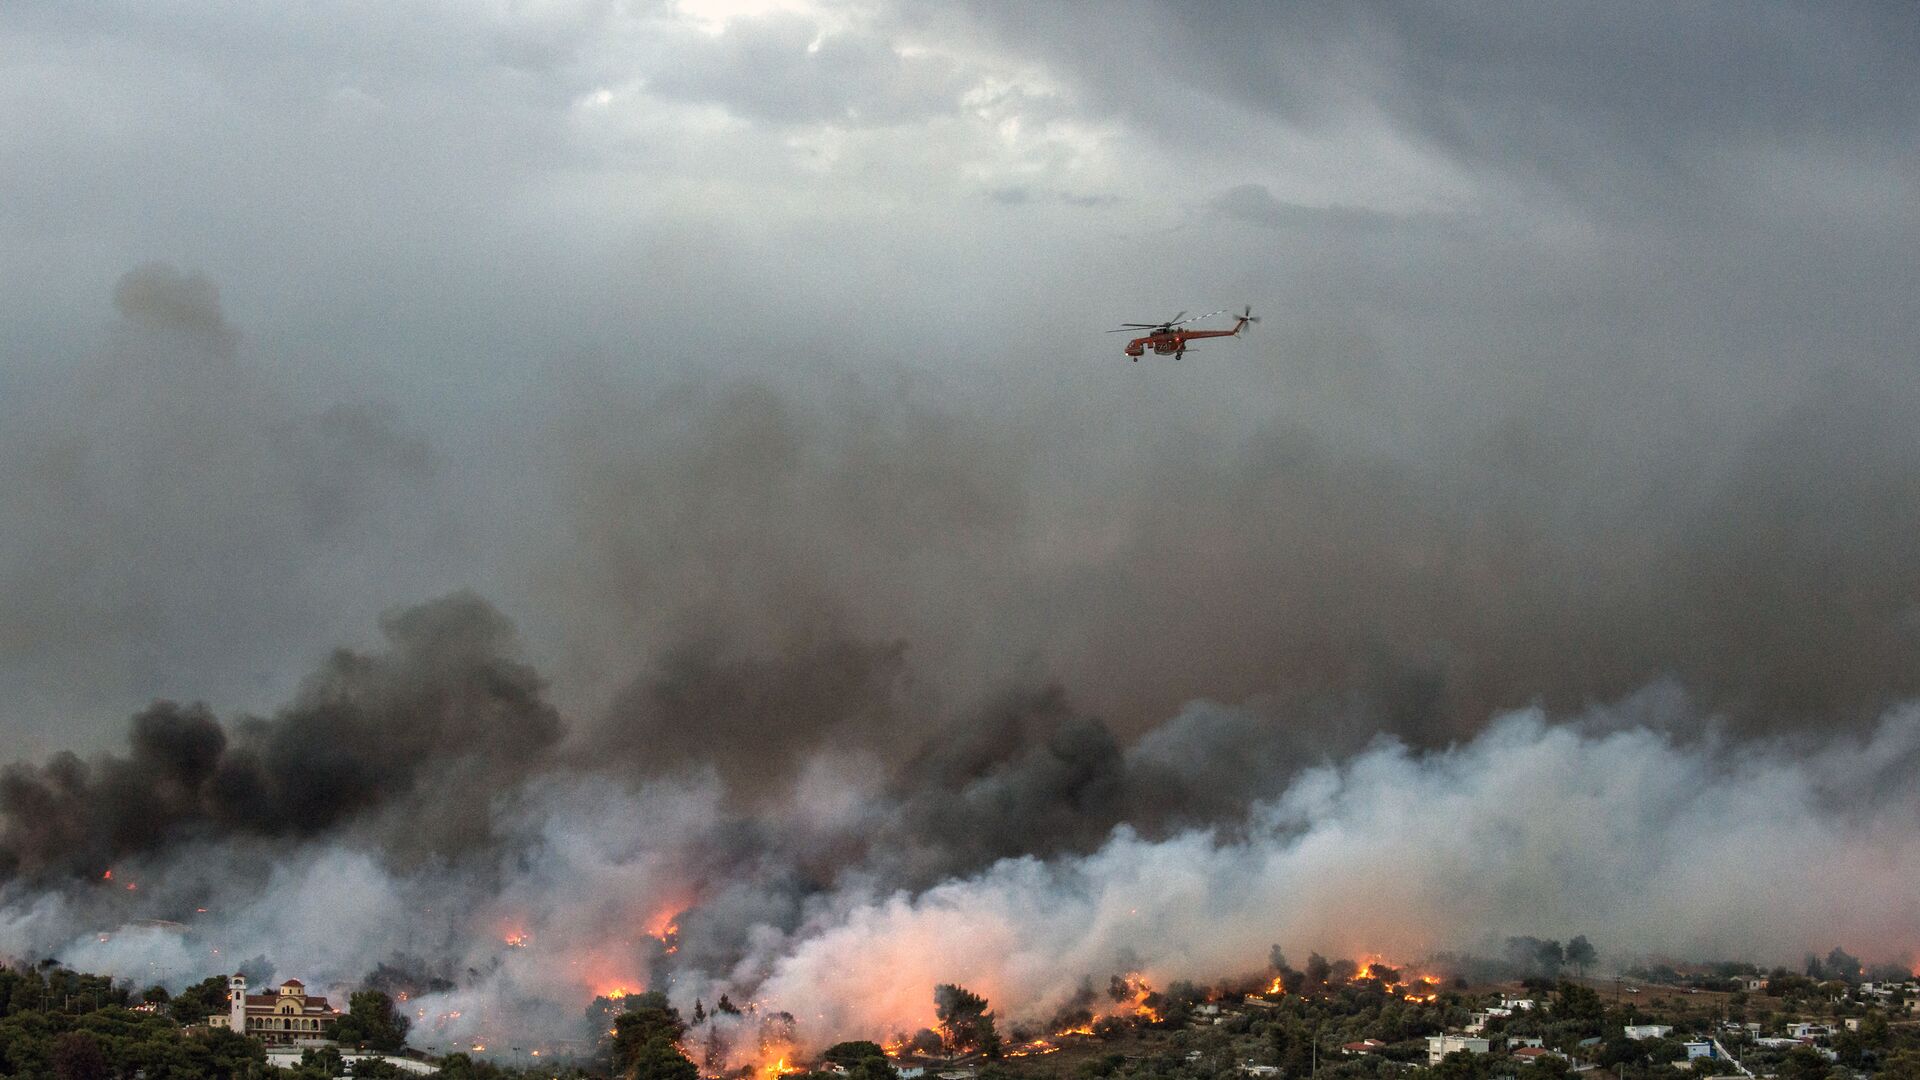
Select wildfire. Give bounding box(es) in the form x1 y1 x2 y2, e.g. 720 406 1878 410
1056 1025 1096 1037
1265 976 1286 996
1345 955 1443 1001
643 907 682 940
761 1057 800 1080
1112 973 1163 1023
1006 1040 1061 1057
504 932 530 948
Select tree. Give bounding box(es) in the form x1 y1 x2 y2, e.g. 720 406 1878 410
1778 1046 1833 1080
170 975 232 1025
628 1034 699 1080
334 990 411 1051
824 1040 900 1080
934 984 1000 1058
52 1032 108 1080
1565 937 1597 977
1432 1048 1491 1080
1549 981 1603 1023
1823 948 1862 984
612 992 691 1077
613 992 687 1050
1880 1050 1920 1080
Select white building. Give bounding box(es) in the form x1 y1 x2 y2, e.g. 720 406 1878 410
1429 1036 1492 1065
208 976 342 1047
1683 1041 1714 1059
1624 1025 1673 1041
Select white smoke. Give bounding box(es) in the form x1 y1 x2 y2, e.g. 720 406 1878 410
749 703 1920 1046
7 695 1919 1059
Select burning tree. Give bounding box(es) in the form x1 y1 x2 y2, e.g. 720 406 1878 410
933 984 1001 1059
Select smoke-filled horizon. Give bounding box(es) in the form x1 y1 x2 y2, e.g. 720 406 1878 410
3 589 1918 1056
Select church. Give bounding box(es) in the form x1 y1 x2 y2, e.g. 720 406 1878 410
208 975 343 1046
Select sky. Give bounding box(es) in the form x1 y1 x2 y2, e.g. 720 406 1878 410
3 0 1920 1051
7 0 1918 757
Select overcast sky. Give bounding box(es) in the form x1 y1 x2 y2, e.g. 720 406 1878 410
3 1 1918 760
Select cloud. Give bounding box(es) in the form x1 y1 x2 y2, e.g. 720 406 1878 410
1210 183 1398 231
645 14 972 127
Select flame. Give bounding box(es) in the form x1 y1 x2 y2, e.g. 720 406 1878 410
1007 1040 1061 1057
1113 973 1163 1023
504 932 530 948
1266 976 1287 996
761 1057 800 1080
601 985 634 1000
644 907 683 940
102 870 113 881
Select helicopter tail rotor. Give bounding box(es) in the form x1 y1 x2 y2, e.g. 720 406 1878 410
1235 305 1261 334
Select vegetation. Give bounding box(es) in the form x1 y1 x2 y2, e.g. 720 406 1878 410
331 990 412 1052
0 946 1913 1080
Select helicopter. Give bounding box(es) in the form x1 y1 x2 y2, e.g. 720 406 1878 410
1109 306 1258 360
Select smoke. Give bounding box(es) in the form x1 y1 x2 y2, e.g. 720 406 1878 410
0 591 560 883
5 605 1918 1057
3 265 1920 1057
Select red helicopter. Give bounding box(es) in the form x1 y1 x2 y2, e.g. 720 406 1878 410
1109 306 1258 360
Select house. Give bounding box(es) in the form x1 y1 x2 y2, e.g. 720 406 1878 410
1342 1040 1386 1055
1786 1023 1832 1041
1513 1047 1560 1063
208 976 342 1047
1240 1065 1281 1077
1429 1036 1491 1065
1468 1006 1514 1033
1624 1025 1673 1041
1509 1037 1545 1050
1683 1041 1714 1059
1501 999 1538 1012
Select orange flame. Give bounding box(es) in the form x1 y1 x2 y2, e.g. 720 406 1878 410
643 907 683 940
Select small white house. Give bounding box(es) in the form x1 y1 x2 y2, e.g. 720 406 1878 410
1683 1041 1714 1059
1624 1025 1673 1041
1429 1036 1492 1065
